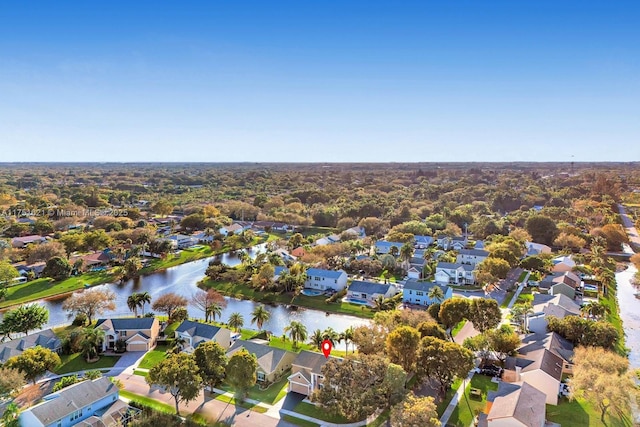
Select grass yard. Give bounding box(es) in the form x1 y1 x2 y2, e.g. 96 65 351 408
212 392 268 413
281 415 320 427
367 409 390 427
436 377 464 416
501 291 515 307
162 322 181 338
445 375 499 427
515 287 533 304
517 271 528 282
54 353 120 374
119 390 175 414
200 278 375 318
452 320 466 337
546 397 634 427
0 271 117 309
220 374 290 405
133 369 148 378
137 345 169 369
293 401 352 424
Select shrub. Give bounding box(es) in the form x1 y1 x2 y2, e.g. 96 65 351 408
53 375 81 392
72 313 88 326
169 307 188 323
115 338 127 353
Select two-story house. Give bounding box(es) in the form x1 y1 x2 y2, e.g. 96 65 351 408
227 339 297 383
19 377 123 427
437 236 467 251
456 248 489 265
402 280 452 306
174 320 232 352
527 294 581 334
0 329 62 363
288 350 342 399
304 268 348 292
435 262 476 285
95 317 160 352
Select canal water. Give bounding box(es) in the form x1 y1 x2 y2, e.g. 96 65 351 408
616 263 640 370
3 244 369 348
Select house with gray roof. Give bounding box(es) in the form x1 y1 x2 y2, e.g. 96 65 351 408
304 268 348 291
503 347 564 405
456 248 489 265
346 280 398 305
413 235 433 248
96 317 160 352
19 377 121 427
288 350 342 398
527 294 581 334
374 241 405 255
175 320 232 352
435 262 476 285
227 339 297 383
402 280 452 306
519 331 574 374
0 329 62 363
479 381 547 427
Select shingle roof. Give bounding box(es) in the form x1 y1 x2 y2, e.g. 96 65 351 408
175 320 223 347
0 329 61 363
403 280 449 294
519 332 574 363
305 268 345 279
348 280 392 295
375 241 404 250
273 266 289 276
27 377 118 425
292 350 340 374
486 382 546 427
227 340 295 374
457 248 489 257
436 262 475 271
96 317 156 331
517 348 564 381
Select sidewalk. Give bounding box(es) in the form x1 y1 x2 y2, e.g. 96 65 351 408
439 368 476 426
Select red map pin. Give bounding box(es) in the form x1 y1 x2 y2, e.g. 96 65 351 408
321 339 332 358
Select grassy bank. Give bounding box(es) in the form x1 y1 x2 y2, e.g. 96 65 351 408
200 278 375 319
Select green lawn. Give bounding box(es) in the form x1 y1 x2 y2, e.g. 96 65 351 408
293 401 352 424
546 397 634 427
501 291 515 308
201 278 375 318
54 353 120 374
445 375 499 427
515 287 533 304
281 415 320 427
436 377 464 416
162 322 181 338
0 271 117 309
367 409 390 427
120 390 175 414
219 374 290 405
517 271 528 282
137 345 169 369
134 369 148 378
452 320 466 337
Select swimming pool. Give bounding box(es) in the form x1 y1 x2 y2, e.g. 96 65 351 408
345 297 370 306
583 284 598 292
301 289 324 296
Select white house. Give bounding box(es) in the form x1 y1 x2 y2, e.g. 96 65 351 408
551 255 576 273
304 268 348 291
95 318 160 352
414 235 434 249
437 236 467 251
374 241 405 254
219 223 244 236
435 262 476 285
402 280 452 306
347 281 398 303
166 234 198 249
456 248 489 266
525 241 552 257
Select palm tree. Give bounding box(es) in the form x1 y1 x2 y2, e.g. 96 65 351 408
428 286 445 304
81 328 105 361
309 329 323 350
251 305 271 330
510 302 534 333
322 327 340 346
284 321 308 348
169 336 187 354
399 243 414 272
340 326 355 354
389 245 400 257
138 292 152 315
228 312 244 332
206 303 224 323
581 301 609 320
127 294 140 317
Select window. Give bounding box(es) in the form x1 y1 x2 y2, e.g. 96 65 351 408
257 372 266 382
408 290 413 294
119 330 126 337
416 291 424 296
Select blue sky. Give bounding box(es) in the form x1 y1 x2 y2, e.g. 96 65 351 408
1 1 638 162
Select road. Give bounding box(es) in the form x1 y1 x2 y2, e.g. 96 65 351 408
618 204 640 250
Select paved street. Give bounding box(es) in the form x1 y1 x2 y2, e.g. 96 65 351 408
618 204 640 250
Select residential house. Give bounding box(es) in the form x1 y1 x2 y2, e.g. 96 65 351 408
551 255 576 273
344 226 366 239
402 280 452 306
174 320 232 352
347 281 398 304
13 261 46 278
539 271 581 299
11 235 47 248
19 377 122 427
478 382 547 427
0 329 62 363
70 250 112 269
435 262 476 285
252 221 292 232
95 317 160 352
273 266 289 281
288 350 341 398
502 348 564 405
374 241 404 255
527 293 581 334
408 252 426 279
407 266 421 280
525 241 552 257
456 248 489 266
167 234 199 249
274 248 296 263
291 247 307 258
192 231 215 243
304 268 348 291
474 240 485 250
519 332 574 374
219 223 244 236
414 235 433 249
437 236 467 251
227 339 297 383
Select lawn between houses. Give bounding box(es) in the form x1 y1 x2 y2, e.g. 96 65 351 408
200 278 376 319
54 352 120 374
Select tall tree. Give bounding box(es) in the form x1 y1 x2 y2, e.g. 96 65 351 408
0 367 26 398
80 327 105 361
0 261 19 285
193 341 228 391
42 256 72 281
227 312 244 332
152 293 189 319
0 304 49 336
127 294 141 317
352 325 387 355
385 326 420 372
225 348 258 400
390 392 440 427
416 337 474 397
6 347 61 384
467 298 502 333
340 326 355 354
147 353 202 415
438 298 470 338
62 289 116 325
191 289 227 322
427 286 445 304
284 321 308 348
138 291 152 315
250 305 271 330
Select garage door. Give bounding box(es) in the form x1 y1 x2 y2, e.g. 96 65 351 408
128 342 148 352
289 382 309 396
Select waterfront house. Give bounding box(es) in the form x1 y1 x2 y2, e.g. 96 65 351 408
402 280 452 306
288 350 342 398
347 280 398 303
227 339 297 383
527 294 581 334
519 331 574 374
219 223 244 236
174 320 232 352
96 317 160 352
304 268 348 292
502 348 564 405
0 329 62 363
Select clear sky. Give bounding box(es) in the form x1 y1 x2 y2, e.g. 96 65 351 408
1 1 638 162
